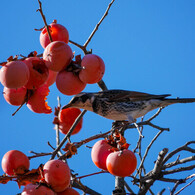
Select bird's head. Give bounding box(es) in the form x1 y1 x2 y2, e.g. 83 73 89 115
62 92 94 111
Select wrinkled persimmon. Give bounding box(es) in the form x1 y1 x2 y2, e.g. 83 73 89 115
27 84 52 114
23 57 49 89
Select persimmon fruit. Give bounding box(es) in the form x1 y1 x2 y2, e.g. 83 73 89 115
106 149 137 177
0 61 29 88
3 87 27 106
21 183 55 195
40 20 69 49
27 84 52 114
43 160 71 192
79 54 105 84
23 57 49 89
43 41 73 72
45 69 58 86
56 70 86 95
1 150 30 176
91 140 114 171
59 108 83 135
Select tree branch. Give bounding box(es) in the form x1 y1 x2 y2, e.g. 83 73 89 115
84 0 116 48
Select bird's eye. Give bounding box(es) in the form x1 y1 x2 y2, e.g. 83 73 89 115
81 94 89 103
71 97 79 104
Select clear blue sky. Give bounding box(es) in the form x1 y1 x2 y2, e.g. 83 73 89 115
0 0 195 194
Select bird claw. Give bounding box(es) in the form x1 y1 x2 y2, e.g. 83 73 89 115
112 120 130 134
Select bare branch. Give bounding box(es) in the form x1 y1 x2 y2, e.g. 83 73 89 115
163 164 195 175
138 148 168 195
28 151 52 159
136 131 167 177
163 141 195 165
51 110 87 160
76 170 107 180
84 0 116 48
175 178 195 195
157 188 166 195
125 107 170 132
72 179 101 195
124 180 136 195
170 174 195 195
37 0 53 42
97 80 108 91
163 156 195 169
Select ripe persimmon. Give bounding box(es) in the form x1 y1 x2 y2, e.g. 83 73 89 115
3 87 27 106
0 61 29 88
56 70 86 95
40 20 69 49
43 41 73 72
79 54 105 84
106 149 137 177
91 140 114 171
59 108 83 135
1 150 30 176
43 160 71 192
22 184 55 195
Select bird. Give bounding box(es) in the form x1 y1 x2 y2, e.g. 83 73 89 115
62 89 195 124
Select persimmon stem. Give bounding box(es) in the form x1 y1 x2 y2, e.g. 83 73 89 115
37 0 53 43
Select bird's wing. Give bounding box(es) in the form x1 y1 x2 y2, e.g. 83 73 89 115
97 90 171 102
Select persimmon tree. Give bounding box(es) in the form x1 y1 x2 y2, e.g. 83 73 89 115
0 1 195 194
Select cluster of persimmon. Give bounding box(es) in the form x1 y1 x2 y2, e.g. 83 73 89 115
1 150 79 194
0 20 105 114
0 18 138 193
91 133 137 177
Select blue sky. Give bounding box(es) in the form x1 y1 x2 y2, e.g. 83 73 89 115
0 0 195 194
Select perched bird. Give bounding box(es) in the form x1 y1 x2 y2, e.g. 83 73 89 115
62 90 195 123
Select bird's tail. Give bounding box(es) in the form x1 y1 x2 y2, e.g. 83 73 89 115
163 98 195 105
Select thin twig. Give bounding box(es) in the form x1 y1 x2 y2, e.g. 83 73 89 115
76 170 107 180
124 180 135 194
28 152 52 159
174 179 195 195
170 174 195 195
136 130 166 177
37 0 53 42
50 110 87 159
163 156 195 169
56 96 61 146
84 0 116 48
163 141 195 165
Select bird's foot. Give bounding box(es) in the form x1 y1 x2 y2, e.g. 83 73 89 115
112 120 130 134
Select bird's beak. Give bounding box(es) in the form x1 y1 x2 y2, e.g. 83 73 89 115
62 103 72 110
